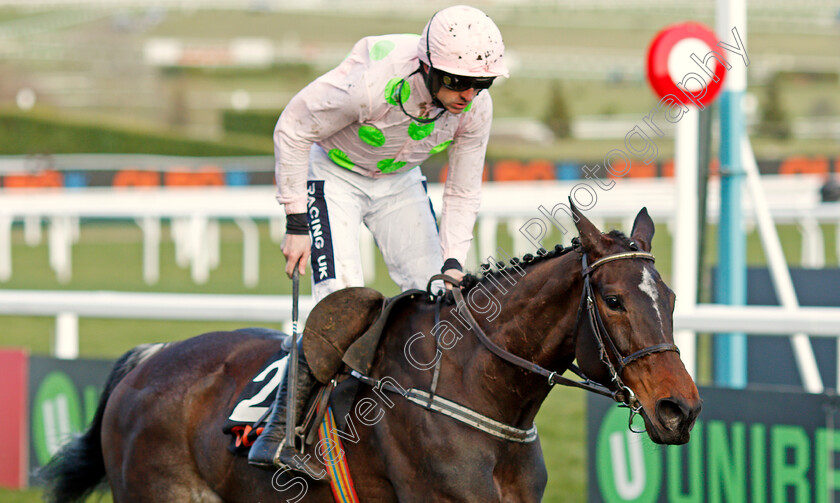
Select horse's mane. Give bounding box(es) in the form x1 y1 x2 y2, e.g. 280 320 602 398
458 243 572 295
457 230 636 296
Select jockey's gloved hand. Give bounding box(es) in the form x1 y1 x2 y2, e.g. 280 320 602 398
441 259 464 289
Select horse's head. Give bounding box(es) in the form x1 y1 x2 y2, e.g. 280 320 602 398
572 204 701 445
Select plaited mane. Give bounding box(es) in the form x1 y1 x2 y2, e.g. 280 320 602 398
458 230 638 296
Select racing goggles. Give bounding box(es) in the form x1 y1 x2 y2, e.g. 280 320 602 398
437 70 495 92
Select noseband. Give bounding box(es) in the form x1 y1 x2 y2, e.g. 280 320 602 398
448 249 680 427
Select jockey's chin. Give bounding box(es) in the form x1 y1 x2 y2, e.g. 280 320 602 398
435 87 477 114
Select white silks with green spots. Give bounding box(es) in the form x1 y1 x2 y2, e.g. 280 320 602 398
305 144 442 303
274 33 495 270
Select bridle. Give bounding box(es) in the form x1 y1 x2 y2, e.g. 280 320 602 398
444 247 680 431
575 250 680 430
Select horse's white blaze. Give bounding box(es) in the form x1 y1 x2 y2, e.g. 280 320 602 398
639 268 662 325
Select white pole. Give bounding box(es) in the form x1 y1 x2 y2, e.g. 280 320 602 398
480 216 498 260
24 215 41 246
741 138 823 393
54 312 79 359
798 217 825 268
139 216 161 285
510 218 529 257
189 214 210 284
672 109 699 379
208 219 220 271
0 215 11 282
269 216 285 243
235 217 260 288
48 217 73 284
172 217 191 268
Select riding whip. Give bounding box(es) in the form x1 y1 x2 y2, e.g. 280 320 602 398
285 265 300 452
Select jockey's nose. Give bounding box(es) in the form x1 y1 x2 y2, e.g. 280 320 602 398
460 88 477 101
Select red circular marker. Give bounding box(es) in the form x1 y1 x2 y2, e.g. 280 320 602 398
647 22 726 107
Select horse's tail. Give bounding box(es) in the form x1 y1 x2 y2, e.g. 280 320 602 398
39 343 169 503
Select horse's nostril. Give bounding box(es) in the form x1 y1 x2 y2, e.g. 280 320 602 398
656 397 690 431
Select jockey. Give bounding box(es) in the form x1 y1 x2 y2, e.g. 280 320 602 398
249 5 508 473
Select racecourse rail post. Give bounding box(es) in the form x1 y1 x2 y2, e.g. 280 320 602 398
715 0 747 388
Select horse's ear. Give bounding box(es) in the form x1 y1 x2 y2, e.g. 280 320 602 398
630 207 655 252
570 198 606 256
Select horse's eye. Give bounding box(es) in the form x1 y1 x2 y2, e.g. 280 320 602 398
604 296 623 311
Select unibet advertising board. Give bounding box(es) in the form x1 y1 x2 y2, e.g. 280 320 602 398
27 355 114 485
588 386 840 503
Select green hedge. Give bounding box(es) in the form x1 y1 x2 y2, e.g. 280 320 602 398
0 110 272 156
221 109 283 137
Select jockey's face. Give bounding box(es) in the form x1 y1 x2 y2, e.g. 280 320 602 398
435 85 477 114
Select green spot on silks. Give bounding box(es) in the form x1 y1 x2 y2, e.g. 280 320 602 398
377 158 407 173
464 101 473 112
328 149 355 170
429 140 452 155
385 78 410 106
407 121 435 141
358 125 386 147
369 40 396 61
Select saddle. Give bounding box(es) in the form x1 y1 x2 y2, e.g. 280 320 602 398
296 287 430 441
302 286 427 383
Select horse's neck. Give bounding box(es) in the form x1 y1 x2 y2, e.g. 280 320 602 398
452 253 583 426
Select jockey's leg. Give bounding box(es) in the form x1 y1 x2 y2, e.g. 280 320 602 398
305 145 366 304
366 171 443 291
247 340 325 479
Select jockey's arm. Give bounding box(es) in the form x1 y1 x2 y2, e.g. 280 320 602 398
438 93 494 285
273 54 365 278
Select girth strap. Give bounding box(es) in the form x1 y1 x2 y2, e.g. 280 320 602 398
351 371 538 443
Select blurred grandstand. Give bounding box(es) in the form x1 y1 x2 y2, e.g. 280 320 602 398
0 0 838 143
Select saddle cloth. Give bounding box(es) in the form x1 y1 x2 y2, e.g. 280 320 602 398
222 328 361 453
222 336 289 453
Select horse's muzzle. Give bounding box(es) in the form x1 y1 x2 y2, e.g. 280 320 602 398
650 396 702 445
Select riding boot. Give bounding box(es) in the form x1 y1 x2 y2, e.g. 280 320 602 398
274 364 325 478
246 366 289 469
248 343 325 478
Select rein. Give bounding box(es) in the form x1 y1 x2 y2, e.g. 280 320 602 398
450 284 615 400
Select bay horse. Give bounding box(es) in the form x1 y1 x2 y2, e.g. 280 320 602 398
42 205 701 502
